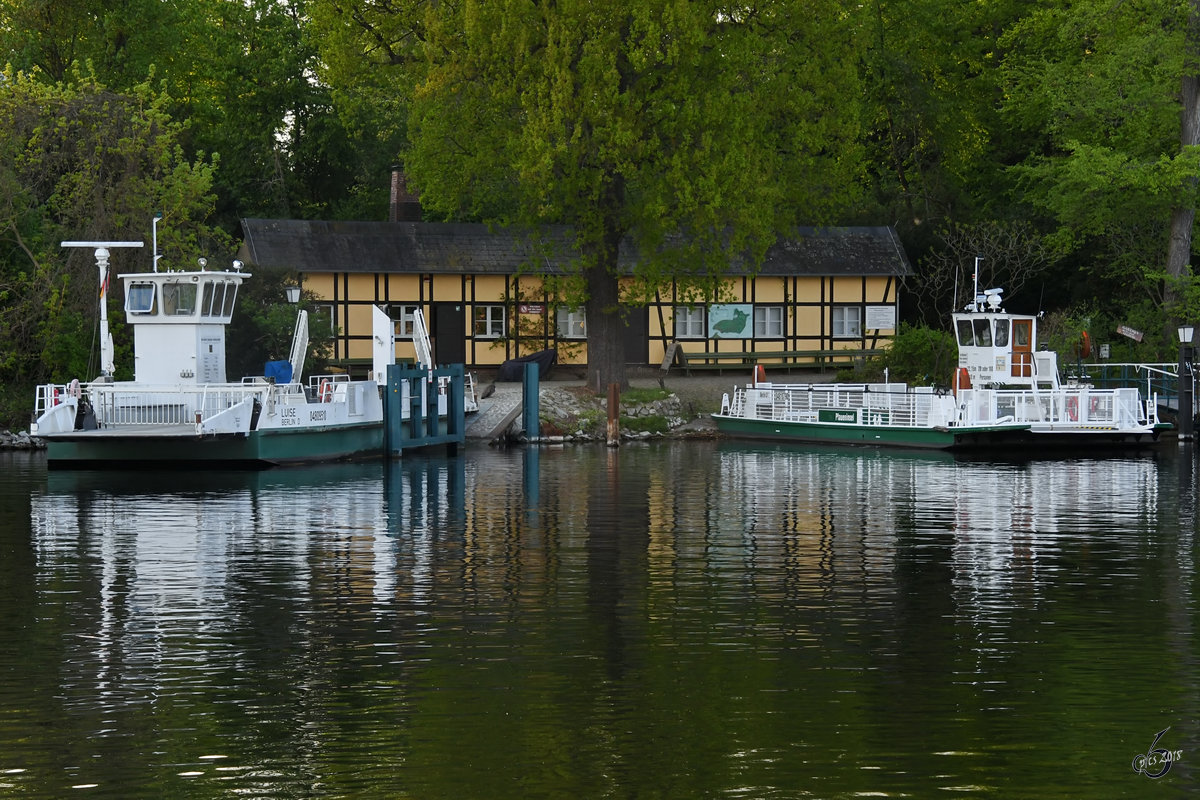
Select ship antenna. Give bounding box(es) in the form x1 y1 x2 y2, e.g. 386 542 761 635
973 255 982 309
152 211 163 272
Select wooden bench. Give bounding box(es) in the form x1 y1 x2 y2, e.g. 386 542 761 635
662 343 881 375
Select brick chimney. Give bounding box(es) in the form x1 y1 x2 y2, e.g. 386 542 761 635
389 167 422 222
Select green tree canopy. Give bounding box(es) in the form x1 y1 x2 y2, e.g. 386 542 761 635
318 0 866 388
0 68 221 422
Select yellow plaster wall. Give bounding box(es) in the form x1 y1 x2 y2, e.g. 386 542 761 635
753 278 787 303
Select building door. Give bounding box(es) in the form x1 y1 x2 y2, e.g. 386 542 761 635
431 302 466 366
622 307 648 365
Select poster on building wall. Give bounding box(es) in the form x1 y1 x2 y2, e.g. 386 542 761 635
865 305 897 331
708 304 753 339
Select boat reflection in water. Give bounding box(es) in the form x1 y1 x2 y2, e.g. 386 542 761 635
710 443 1160 617
22 442 1180 798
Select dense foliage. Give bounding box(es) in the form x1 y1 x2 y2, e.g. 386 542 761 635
2 0 1200 425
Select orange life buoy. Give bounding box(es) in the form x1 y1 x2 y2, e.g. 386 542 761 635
753 364 766 386
1066 396 1079 421
1079 331 1092 359
318 379 332 403
952 367 971 396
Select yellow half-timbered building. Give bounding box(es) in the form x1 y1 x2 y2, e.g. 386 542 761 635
239 218 911 374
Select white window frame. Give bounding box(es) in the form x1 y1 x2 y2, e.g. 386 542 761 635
313 303 336 334
753 306 785 339
674 306 706 339
833 305 863 339
556 307 586 339
390 304 420 339
474 304 505 338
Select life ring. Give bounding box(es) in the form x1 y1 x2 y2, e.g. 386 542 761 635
753 364 766 386
67 379 81 398
1066 396 1079 421
318 379 333 403
952 367 971 396
1079 331 1092 359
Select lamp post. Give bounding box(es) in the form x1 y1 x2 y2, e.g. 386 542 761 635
1179 325 1194 441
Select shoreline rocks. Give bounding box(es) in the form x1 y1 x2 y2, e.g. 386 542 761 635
506 384 721 444
0 430 45 450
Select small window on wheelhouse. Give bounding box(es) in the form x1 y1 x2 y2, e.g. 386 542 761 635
202 282 226 317
993 319 1010 347
127 282 157 315
956 319 974 346
221 283 238 317
972 319 992 346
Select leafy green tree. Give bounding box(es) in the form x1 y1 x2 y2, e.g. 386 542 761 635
998 0 1197 320
0 68 223 427
858 0 1014 229
872 322 958 386
226 271 336 381
318 0 866 390
0 0 370 230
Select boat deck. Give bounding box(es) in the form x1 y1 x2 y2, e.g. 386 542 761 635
44 424 208 439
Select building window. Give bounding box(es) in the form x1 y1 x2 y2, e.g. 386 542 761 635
313 304 336 334
474 305 505 338
389 304 419 338
833 306 862 338
556 307 586 339
674 306 705 339
754 306 785 338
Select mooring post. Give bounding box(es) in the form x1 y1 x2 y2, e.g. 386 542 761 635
606 382 620 447
522 362 540 441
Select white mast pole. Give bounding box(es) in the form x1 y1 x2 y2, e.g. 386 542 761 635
974 256 982 305
152 212 162 272
97 249 114 375
61 240 144 377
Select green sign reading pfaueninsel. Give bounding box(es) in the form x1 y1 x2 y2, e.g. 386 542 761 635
818 409 858 424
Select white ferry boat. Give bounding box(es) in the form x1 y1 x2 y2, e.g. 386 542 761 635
31 239 393 467
714 287 1166 450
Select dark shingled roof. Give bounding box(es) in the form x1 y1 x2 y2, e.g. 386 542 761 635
239 219 912 278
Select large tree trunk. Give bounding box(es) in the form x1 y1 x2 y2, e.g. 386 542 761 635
1166 0 1200 313
584 254 628 394
584 176 629 394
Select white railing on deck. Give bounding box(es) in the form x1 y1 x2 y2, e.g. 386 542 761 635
725 383 951 429
34 381 275 429
967 386 1158 428
719 382 1159 432
93 384 270 427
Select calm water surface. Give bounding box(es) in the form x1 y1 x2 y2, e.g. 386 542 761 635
0 442 1197 798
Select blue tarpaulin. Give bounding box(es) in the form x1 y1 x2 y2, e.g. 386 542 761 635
264 360 293 384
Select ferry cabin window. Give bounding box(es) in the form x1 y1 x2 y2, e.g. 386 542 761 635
674 306 705 339
993 319 1010 347
956 319 974 346
1013 321 1031 347
557 307 587 339
831 306 861 338
972 319 992 346
755 306 785 338
162 282 197 315
473 305 505 338
201 282 226 317
221 283 238 317
127 282 157 315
